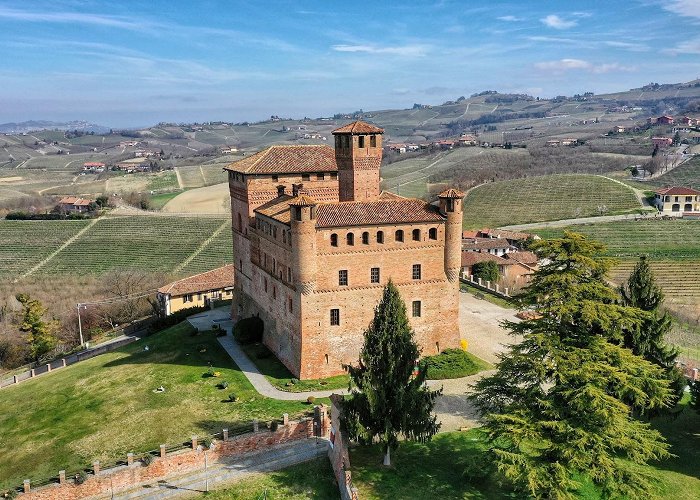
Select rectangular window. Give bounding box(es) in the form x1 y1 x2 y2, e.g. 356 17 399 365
371 267 380 284
317 173 325 180
330 308 340 326
370 135 377 147
302 174 310 181
331 172 338 180
288 298 293 313
184 294 192 303
358 135 365 148
412 300 421 318
339 270 348 286
272 175 278 182
412 264 422 280
288 268 292 282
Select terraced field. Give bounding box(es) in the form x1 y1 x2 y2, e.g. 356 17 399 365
649 156 700 188
0 215 232 280
463 174 641 228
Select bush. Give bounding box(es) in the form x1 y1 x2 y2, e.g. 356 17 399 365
462 453 494 483
307 396 316 405
201 438 212 449
233 316 264 344
424 349 485 380
2 489 18 499
270 420 279 432
142 453 155 466
149 306 208 333
290 378 299 385
472 261 499 283
74 471 89 485
228 393 238 402
217 381 229 390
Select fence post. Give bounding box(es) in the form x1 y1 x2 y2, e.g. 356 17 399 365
93 461 100 474
46 363 52 372
23 480 30 493
59 470 66 484
222 429 229 441
191 436 198 449
486 280 491 289
13 375 17 384
30 369 35 377
127 453 134 466
283 413 289 426
62 358 67 367
160 444 166 458
495 284 500 293
253 419 259 432
478 277 482 286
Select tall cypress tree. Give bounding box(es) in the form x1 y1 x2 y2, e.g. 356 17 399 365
470 232 672 499
343 280 441 466
16 293 58 363
620 256 685 406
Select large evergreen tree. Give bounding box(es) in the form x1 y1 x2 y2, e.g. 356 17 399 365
470 232 673 499
620 255 685 406
343 280 441 466
16 293 58 363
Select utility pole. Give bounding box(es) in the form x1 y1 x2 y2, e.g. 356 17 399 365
76 303 84 347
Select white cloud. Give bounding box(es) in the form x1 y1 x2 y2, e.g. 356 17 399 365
497 15 523 22
0 7 152 31
664 0 700 20
332 44 429 57
534 59 635 73
666 37 700 55
540 14 577 29
604 41 649 52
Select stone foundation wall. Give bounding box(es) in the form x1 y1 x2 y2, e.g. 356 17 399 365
328 395 359 500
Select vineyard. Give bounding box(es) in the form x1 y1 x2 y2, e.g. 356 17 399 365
649 156 700 189
462 174 642 228
0 215 232 280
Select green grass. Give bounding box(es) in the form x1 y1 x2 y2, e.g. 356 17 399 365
0 322 313 489
423 349 492 380
649 155 700 188
239 342 349 393
150 190 185 209
203 457 337 499
462 174 641 228
460 283 515 309
146 170 179 192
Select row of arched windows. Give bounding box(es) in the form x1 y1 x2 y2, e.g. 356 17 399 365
330 227 438 247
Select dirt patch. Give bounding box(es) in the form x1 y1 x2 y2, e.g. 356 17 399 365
162 182 229 214
106 175 150 194
0 176 23 183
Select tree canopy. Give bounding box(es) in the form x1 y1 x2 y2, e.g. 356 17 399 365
16 293 59 363
470 232 673 499
343 280 441 466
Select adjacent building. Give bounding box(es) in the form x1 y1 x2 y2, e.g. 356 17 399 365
57 196 94 213
654 186 700 215
157 265 234 316
225 121 462 379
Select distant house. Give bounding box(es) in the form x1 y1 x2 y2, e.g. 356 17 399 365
653 186 700 215
678 116 695 127
546 139 561 147
116 158 150 172
156 265 234 316
613 125 626 133
459 134 478 146
58 196 94 213
657 115 674 125
219 146 239 154
461 250 537 292
476 228 538 246
462 237 515 257
82 162 105 173
652 137 673 148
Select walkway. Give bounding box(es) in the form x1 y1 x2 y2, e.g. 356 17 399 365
114 439 329 499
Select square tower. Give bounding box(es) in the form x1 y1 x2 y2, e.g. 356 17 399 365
332 121 384 202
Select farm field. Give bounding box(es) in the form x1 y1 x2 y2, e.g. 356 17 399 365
0 215 232 280
648 156 700 188
161 182 229 214
0 323 314 490
462 174 642 228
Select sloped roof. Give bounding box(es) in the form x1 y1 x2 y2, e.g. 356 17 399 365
478 228 533 241
461 251 508 267
158 265 234 296
59 196 92 206
316 194 443 227
224 145 337 175
255 195 295 223
332 121 384 135
504 251 539 266
656 186 700 196
288 194 318 206
438 188 465 198
462 237 515 250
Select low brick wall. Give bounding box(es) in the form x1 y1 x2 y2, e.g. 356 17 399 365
328 395 359 500
21 418 313 499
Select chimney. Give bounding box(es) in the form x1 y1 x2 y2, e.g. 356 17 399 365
277 185 286 197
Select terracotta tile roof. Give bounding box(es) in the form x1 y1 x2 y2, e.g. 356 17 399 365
656 186 700 196
58 196 93 206
478 228 534 241
438 188 465 198
332 121 384 135
288 194 317 206
462 237 515 251
504 251 539 266
316 197 443 228
461 251 508 267
255 195 294 223
224 145 337 175
158 265 234 296
462 230 479 238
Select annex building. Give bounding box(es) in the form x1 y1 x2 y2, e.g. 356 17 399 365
225 121 463 379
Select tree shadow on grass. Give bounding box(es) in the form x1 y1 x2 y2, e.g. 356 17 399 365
648 404 700 480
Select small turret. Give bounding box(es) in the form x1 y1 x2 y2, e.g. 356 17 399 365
332 121 384 202
438 188 465 283
289 195 318 295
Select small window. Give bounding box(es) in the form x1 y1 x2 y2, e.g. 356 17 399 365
358 135 365 148
339 270 348 286
370 135 377 147
362 231 369 244
264 278 268 293
412 229 420 241
429 227 437 240
335 135 341 148
317 173 324 180
412 264 421 280
273 286 277 300
412 300 421 318
302 174 310 181
343 135 350 148
331 172 338 180
184 294 192 303
377 230 384 244
288 298 293 313
371 267 380 284
288 268 292 282
283 231 287 244
347 233 354 246
331 233 338 247
272 175 278 182
273 227 277 238
395 230 404 242
330 309 340 326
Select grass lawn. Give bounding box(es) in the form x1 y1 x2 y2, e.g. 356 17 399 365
150 189 185 209
424 349 492 380
0 322 313 490
203 457 337 499
351 401 700 499
460 283 515 309
239 342 349 393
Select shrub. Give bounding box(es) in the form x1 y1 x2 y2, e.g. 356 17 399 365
290 378 299 385
217 381 229 390
74 471 89 485
228 393 238 402
142 453 155 466
270 420 279 432
149 306 208 333
307 396 316 405
201 438 212 449
3 489 18 499
472 261 499 283
462 453 494 484
232 316 264 344
424 349 484 380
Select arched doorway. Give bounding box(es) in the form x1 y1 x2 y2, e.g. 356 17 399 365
685 203 693 212
672 204 681 212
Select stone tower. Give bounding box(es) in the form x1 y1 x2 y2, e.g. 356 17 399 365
289 194 318 295
438 188 465 283
332 121 384 202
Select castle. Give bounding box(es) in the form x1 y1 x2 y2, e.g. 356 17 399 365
225 121 463 379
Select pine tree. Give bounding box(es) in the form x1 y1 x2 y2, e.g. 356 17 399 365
16 293 59 363
620 256 685 406
470 232 673 499
343 280 441 466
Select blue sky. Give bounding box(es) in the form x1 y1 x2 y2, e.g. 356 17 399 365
1 0 699 127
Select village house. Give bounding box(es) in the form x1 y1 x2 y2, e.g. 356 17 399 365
225 121 463 379
462 237 515 257
156 265 234 316
654 186 700 215
476 228 537 247
57 196 94 213
116 157 151 172
652 137 673 148
678 116 696 127
459 134 477 146
461 250 538 292
82 162 105 173
614 125 626 133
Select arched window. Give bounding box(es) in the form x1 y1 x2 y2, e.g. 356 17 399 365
429 227 437 240
330 233 338 247
362 231 369 244
376 230 384 244
395 229 404 242
412 229 420 241
347 233 354 246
